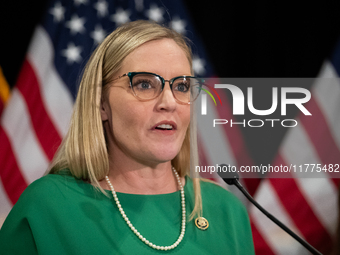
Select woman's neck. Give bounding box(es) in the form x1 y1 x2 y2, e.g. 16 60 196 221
99 153 184 194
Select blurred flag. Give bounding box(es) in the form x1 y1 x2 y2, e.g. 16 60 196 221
0 67 11 225
0 0 257 229
250 41 340 254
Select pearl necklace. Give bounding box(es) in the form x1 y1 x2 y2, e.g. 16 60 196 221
105 167 186 251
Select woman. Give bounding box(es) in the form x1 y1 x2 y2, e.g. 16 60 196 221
0 20 255 254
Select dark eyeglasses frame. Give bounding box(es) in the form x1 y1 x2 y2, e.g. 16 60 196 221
110 72 204 104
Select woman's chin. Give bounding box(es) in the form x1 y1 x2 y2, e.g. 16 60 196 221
145 147 181 164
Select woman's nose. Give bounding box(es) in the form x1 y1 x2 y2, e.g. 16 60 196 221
156 82 177 111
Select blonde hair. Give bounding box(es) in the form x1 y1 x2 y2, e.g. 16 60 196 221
49 20 202 219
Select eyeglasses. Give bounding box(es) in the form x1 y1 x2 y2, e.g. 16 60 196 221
111 72 204 104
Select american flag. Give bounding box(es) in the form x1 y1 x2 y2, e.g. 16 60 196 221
250 43 340 254
0 0 339 254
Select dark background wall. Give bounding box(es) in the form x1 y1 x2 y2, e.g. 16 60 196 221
1 0 340 164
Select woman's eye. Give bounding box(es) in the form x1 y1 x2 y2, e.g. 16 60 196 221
175 83 189 92
133 80 153 90
139 82 151 89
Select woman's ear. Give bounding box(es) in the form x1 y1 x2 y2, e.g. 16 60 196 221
100 97 109 121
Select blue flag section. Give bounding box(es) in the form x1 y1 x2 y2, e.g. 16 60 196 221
331 39 340 76
43 0 214 98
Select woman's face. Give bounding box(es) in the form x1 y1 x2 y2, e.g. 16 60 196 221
101 38 191 167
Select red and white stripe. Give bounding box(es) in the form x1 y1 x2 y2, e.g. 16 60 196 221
27 26 73 137
0 26 73 226
196 85 260 201
251 61 340 254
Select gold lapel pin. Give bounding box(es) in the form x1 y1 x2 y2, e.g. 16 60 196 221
195 216 209 230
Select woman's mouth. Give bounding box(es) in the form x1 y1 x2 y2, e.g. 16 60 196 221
151 121 177 135
155 124 174 130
